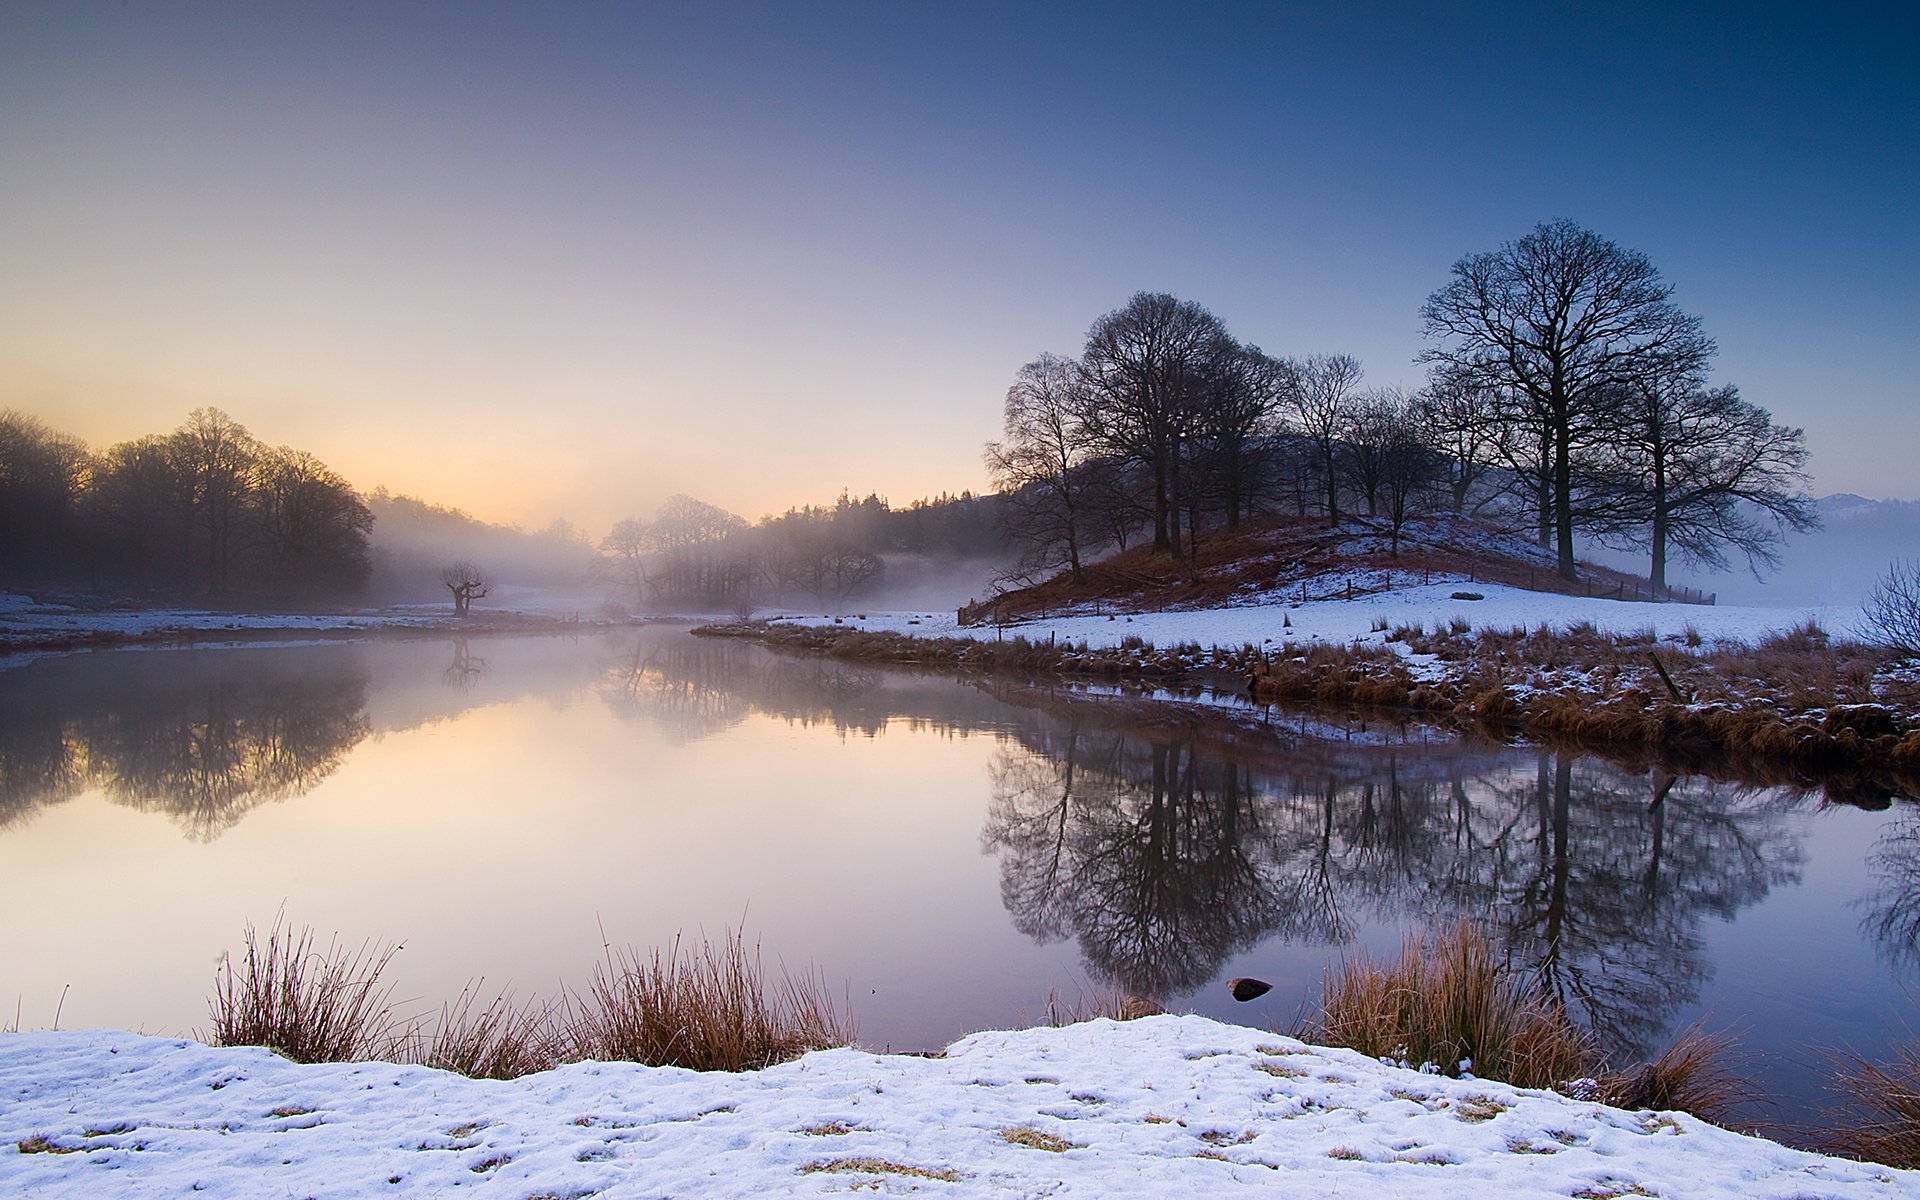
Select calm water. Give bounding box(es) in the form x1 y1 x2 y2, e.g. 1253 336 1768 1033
2 627 1914 1128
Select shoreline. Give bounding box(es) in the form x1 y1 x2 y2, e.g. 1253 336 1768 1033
696 614 1920 802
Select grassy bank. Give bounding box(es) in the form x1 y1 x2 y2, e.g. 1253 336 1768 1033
699 618 1920 800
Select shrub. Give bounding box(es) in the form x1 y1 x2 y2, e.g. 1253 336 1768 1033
203 915 403 1063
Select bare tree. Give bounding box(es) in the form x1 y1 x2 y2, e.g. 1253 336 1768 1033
1414 371 1503 517
1077 292 1232 556
440 560 490 616
1421 220 1713 580
599 517 652 607
1368 390 1444 554
986 353 1097 581
1289 354 1363 527
1865 560 1920 657
1605 373 1816 591
1197 343 1293 532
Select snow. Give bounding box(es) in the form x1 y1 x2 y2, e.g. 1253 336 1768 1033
770 581 1867 654
4 1017 1909 1198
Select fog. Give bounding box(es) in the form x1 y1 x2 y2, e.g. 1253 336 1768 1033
1585 494 1920 609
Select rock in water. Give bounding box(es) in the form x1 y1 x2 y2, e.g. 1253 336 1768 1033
1227 977 1271 1002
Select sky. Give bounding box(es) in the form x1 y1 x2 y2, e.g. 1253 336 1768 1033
2 1 1914 535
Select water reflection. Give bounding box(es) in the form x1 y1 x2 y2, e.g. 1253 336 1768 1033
983 706 1805 1057
1863 809 1920 969
0 650 369 840
1 629 1910 1069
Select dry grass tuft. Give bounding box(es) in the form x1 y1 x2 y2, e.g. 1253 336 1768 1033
203 914 404 1064
1593 1022 1754 1124
1825 1039 1920 1169
559 928 852 1072
411 982 558 1080
801 1156 964 1181
1310 921 1592 1089
1000 1125 1081 1152
1039 987 1164 1026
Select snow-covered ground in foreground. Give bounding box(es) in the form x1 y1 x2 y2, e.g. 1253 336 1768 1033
773 581 1868 652
3 1017 1908 1199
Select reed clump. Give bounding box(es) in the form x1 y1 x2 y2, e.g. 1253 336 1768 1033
1309 922 1592 1089
204 915 404 1064
1589 1022 1755 1126
1039 987 1164 1026
204 920 852 1077
559 929 852 1072
1825 1040 1920 1169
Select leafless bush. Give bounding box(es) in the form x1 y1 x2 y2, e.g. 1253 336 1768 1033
1866 560 1920 658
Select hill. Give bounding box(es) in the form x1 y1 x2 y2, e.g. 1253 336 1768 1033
964 514 1703 626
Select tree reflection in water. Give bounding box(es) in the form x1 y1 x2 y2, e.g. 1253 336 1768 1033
983 708 1806 1060
0 649 370 841
1862 808 1920 969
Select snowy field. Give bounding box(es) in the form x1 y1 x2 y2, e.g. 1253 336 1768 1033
4 1016 1910 1199
770 580 1868 654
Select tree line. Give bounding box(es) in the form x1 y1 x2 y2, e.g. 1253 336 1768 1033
0 407 371 600
597 489 1005 609
989 220 1815 589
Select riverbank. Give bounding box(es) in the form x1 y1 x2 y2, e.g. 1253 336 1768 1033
704 582 1919 800
4 1016 1909 1199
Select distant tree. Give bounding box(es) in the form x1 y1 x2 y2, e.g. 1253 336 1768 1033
1077 293 1232 556
1371 390 1445 555
986 353 1098 582
253 447 373 596
1289 354 1364 527
166 408 264 595
646 494 749 602
440 560 490 616
1421 220 1713 580
0 410 89 585
1604 373 1816 590
599 517 653 607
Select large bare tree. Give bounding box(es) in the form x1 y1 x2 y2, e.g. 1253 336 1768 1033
1421 220 1712 580
1077 292 1232 557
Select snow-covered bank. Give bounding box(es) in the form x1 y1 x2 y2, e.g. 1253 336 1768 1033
770 581 1867 654
3 1017 1907 1199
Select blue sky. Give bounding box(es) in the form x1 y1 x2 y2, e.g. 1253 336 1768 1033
2 1 1913 530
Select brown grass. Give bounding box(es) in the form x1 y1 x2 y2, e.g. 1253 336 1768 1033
203 919 853 1077
558 928 852 1072
409 982 559 1080
1309 921 1592 1089
203 914 404 1063
1824 1039 1920 1169
1040 987 1164 1026
1591 1022 1755 1124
